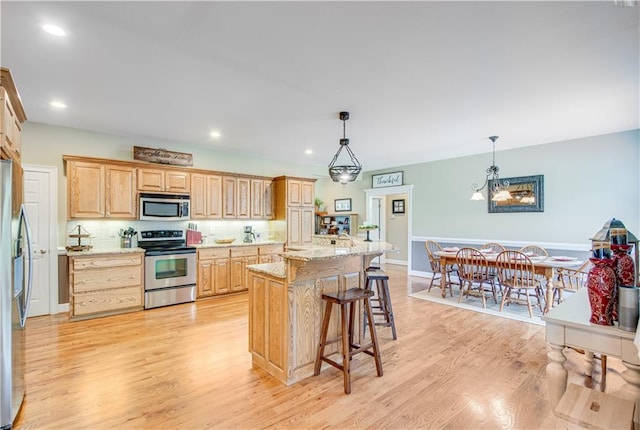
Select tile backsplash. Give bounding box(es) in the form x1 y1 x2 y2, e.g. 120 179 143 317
65 219 285 249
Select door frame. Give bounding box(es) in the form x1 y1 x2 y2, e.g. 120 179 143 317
364 184 413 269
23 164 59 315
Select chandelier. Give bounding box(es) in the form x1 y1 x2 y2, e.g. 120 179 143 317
328 111 362 185
470 136 512 201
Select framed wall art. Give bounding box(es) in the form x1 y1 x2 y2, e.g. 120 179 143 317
488 175 544 213
392 199 405 214
334 198 352 212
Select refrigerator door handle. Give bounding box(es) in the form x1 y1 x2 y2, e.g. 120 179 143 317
18 204 33 327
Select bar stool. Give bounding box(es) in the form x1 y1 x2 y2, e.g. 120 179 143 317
314 288 383 394
363 269 397 340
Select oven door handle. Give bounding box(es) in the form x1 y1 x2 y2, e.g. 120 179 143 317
145 248 196 257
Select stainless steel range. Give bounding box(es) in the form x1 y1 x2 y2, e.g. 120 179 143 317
138 230 196 309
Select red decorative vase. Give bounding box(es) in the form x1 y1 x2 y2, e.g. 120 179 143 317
587 257 617 325
613 244 635 286
612 244 635 321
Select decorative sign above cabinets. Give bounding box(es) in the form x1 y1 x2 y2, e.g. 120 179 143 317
372 171 403 188
133 146 193 166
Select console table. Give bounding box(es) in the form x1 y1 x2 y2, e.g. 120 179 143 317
543 288 640 429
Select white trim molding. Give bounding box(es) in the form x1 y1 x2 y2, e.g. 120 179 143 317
412 236 591 252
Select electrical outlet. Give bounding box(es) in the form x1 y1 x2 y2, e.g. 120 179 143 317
109 229 116 237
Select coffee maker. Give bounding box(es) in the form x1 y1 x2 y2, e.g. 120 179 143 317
243 226 256 243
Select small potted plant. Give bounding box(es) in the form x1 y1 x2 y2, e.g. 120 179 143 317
358 223 378 242
314 197 324 212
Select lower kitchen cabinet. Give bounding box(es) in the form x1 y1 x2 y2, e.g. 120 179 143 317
69 252 144 320
196 244 284 298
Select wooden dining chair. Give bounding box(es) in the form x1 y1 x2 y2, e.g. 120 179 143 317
424 240 458 297
519 244 549 258
555 260 606 391
495 251 545 318
482 242 505 253
455 248 498 308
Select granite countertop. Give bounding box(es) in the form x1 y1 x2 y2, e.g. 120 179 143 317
282 241 398 262
193 240 284 249
65 247 145 256
246 262 286 279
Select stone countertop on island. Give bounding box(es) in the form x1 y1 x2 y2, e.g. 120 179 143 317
192 240 284 249
65 247 145 257
282 241 398 262
246 262 286 279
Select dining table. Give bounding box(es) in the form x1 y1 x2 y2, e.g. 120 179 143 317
435 249 584 313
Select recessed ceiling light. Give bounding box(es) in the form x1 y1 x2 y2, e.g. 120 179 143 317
49 101 67 109
42 24 66 37
210 130 221 138
305 149 313 155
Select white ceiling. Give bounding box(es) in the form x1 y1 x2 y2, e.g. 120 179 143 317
1 1 638 172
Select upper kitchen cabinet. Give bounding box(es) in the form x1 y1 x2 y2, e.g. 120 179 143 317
137 167 190 193
285 179 314 207
222 176 250 219
263 180 274 219
273 176 316 247
65 157 137 219
0 68 27 163
191 173 222 219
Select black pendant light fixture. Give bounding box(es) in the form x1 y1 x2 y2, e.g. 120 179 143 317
328 111 362 185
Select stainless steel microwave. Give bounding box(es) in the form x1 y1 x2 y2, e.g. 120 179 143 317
139 193 190 221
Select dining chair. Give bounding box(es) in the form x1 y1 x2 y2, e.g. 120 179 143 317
455 248 498 308
481 242 505 253
518 244 549 258
424 240 458 297
555 260 606 391
495 251 545 318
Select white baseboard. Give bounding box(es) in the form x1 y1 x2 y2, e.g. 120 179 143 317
57 303 69 314
385 259 407 266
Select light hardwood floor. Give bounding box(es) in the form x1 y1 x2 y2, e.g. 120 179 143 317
16 265 622 429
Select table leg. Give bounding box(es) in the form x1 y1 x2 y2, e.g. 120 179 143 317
616 361 640 429
584 350 595 377
547 343 568 406
545 268 555 313
440 257 447 298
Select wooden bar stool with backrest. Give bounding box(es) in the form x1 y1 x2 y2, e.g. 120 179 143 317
314 288 383 394
363 269 397 340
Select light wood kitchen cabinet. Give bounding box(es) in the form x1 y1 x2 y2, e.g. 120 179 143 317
230 246 258 292
67 161 105 218
191 173 223 219
263 180 274 219
66 159 136 219
250 179 264 219
258 244 284 264
106 165 137 218
69 252 144 320
138 167 190 193
222 176 236 219
273 176 316 247
0 68 26 163
287 207 314 246
197 248 231 297
236 177 250 219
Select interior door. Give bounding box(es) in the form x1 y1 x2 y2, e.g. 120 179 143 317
23 168 53 317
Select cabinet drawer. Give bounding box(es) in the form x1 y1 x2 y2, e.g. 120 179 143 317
73 265 142 293
73 286 143 316
72 254 143 271
230 246 258 258
198 248 230 260
259 245 284 255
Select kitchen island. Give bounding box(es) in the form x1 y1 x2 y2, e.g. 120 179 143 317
246 241 398 385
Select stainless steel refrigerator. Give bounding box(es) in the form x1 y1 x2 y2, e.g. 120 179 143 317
0 159 32 429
